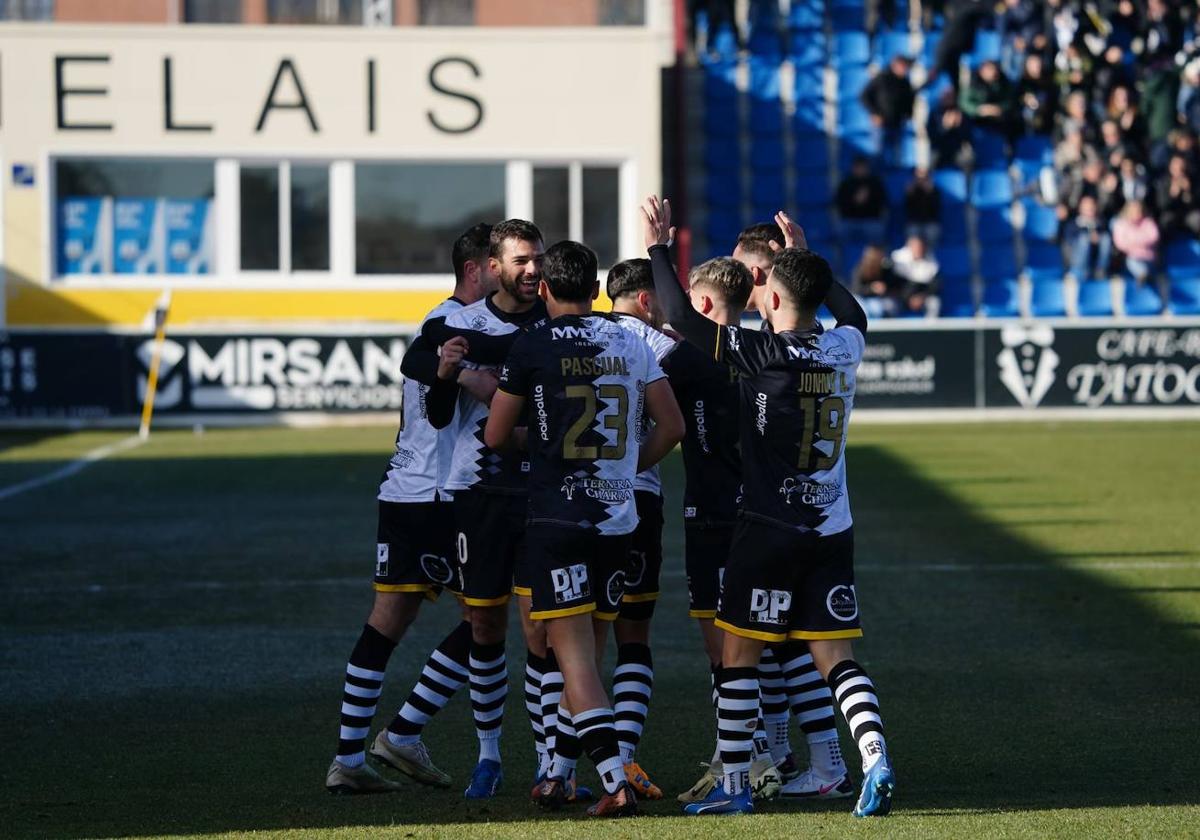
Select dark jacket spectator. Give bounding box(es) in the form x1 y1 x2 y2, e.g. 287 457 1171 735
928 89 970 168
1016 53 1058 135
998 0 1042 52
904 168 943 246
960 61 1017 134
836 158 888 220
861 57 915 129
1155 154 1200 238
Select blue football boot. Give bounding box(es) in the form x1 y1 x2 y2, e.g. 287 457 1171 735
852 758 895 817
464 758 503 799
682 782 754 816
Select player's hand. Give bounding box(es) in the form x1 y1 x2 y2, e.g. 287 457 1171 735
641 195 676 249
775 210 807 250
436 337 469 380
458 368 499 405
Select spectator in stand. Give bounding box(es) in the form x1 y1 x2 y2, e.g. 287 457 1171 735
904 167 942 247
1151 129 1198 178
1065 195 1113 281
836 156 889 245
1142 0 1185 68
961 60 1017 138
1057 90 1096 145
1107 85 1147 150
890 235 940 315
1155 154 1200 239
1176 61 1200 135
1054 43 1092 97
1017 52 1058 135
1089 46 1136 116
1116 155 1150 204
928 88 970 168
1105 0 1142 54
1111 200 1161 282
851 245 902 318
1099 119 1129 168
861 56 916 165
1061 157 1124 222
998 0 1043 79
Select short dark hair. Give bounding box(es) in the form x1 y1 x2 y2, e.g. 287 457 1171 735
735 222 785 265
771 248 833 310
542 240 598 303
688 257 753 309
606 258 653 300
451 223 492 283
489 219 543 259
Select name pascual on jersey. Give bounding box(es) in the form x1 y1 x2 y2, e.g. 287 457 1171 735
559 356 630 377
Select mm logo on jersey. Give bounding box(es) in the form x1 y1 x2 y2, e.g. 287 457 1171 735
551 564 590 604
750 588 791 625
552 325 603 341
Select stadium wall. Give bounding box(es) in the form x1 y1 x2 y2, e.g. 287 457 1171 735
0 22 673 328
3 318 1200 425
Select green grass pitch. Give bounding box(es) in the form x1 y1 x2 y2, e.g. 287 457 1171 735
2 421 1199 839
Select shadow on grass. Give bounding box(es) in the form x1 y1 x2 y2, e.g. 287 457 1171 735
0 445 1197 838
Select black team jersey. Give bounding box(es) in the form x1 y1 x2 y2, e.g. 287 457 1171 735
665 340 742 528
649 244 867 536
497 313 665 536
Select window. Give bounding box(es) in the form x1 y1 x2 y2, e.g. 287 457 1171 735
355 163 505 274
533 166 569 249
183 0 241 23
582 166 620 268
528 163 621 267
267 0 362 24
55 158 215 276
0 0 53 21
239 163 330 272
419 0 473 25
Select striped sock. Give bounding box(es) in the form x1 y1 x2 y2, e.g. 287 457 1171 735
717 666 759 796
709 663 722 765
779 646 845 776
550 705 579 780
469 640 507 763
386 620 470 743
575 707 625 795
540 649 564 761
524 650 549 775
759 647 791 764
334 624 396 767
613 642 653 763
827 659 888 772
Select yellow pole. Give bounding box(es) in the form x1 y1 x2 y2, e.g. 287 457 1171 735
139 290 173 440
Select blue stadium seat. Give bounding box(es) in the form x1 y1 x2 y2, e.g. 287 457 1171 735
937 245 972 280
933 169 968 240
884 169 910 209
787 0 824 31
704 98 739 138
1170 277 1200 314
751 172 786 209
932 168 967 201
704 137 740 172
981 278 1020 317
874 30 914 65
922 31 941 68
833 32 871 65
1124 279 1163 316
705 170 741 207
706 207 743 251
1014 134 1053 164
794 173 832 208
1030 275 1066 317
971 170 1013 208
799 211 834 243
831 6 866 32
1025 242 1063 273
839 131 879 168
895 132 917 168
839 242 867 278
971 128 1008 168
794 132 831 172
1022 201 1059 242
749 58 782 100
972 29 1003 64
751 135 786 169
837 65 870 98
793 93 825 131
976 208 1013 245
837 102 875 134
703 62 739 102
940 276 976 317
749 99 785 135
789 31 827 67
1165 238 1200 281
1077 280 1114 317
978 246 1017 281
708 23 740 62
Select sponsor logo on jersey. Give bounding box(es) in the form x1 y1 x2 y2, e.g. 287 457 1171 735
420 553 455 586
684 505 697 519
726 326 741 351
750 588 791 625
470 314 489 330
779 477 841 507
551 563 590 604
551 324 617 342
375 543 389 578
825 584 859 621
606 570 626 607
755 392 769 434
997 324 1058 408
560 475 634 503
533 384 550 441
692 400 711 453
389 447 416 470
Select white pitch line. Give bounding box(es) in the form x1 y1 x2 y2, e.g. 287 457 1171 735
0 435 146 502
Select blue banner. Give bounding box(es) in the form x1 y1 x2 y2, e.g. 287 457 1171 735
57 197 111 275
113 198 162 274
163 198 213 274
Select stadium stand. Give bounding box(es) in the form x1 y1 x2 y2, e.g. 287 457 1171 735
690 0 1200 319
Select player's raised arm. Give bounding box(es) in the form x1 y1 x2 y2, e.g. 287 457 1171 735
641 196 721 353
637 378 685 473
825 274 869 335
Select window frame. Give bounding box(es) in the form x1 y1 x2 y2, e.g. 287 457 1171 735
44 149 635 290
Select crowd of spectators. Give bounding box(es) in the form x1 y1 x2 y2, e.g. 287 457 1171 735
844 0 1200 314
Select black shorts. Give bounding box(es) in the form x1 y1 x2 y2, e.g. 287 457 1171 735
454 489 530 607
527 524 632 622
619 491 665 620
374 499 461 597
685 524 734 618
716 521 862 643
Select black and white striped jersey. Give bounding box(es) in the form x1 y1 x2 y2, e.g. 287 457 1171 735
610 313 677 497
443 294 549 495
377 298 463 503
498 313 666 536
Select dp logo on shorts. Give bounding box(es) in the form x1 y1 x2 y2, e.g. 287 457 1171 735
551 563 590 604
750 588 791 626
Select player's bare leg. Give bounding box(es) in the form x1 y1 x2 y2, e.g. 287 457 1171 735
807 639 894 817
326 591 425 794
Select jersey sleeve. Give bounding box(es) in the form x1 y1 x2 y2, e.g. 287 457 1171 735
822 325 867 368
399 332 442 387
422 316 522 365
715 324 781 377
497 333 535 397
